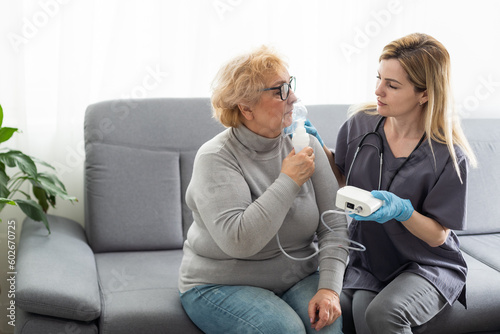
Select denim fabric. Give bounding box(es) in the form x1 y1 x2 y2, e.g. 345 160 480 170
180 272 343 334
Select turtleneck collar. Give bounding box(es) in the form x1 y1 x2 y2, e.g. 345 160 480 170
231 124 283 154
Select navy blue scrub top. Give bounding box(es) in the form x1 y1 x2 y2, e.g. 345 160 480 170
335 111 468 306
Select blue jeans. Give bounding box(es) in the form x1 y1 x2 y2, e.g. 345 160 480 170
180 272 343 334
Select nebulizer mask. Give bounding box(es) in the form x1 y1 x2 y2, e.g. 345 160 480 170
283 100 310 152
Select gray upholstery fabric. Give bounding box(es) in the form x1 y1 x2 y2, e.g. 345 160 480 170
180 150 199 238
16 215 101 321
95 250 201 334
414 252 500 333
16 308 98 334
457 119 500 234
459 234 500 271
85 142 183 252
306 104 350 149
84 98 225 251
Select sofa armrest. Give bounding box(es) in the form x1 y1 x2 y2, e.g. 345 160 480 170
16 215 101 321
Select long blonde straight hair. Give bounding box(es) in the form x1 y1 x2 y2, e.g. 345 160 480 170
351 33 477 181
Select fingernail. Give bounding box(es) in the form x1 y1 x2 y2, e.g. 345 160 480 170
310 318 314 323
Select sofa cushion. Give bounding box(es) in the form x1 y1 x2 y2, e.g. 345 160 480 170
459 234 500 271
85 143 183 252
180 150 198 238
84 98 226 242
16 308 98 334
414 252 500 333
16 216 101 322
95 250 202 334
457 119 500 235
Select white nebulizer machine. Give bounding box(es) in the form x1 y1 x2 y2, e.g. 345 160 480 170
336 186 383 217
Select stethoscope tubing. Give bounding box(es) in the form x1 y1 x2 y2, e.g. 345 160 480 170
346 116 425 192
346 117 385 190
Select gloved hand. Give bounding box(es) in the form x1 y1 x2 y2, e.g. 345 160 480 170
350 190 414 224
304 119 324 147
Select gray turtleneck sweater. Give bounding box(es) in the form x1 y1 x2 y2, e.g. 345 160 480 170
178 124 348 295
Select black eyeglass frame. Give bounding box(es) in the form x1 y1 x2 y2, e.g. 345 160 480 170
261 76 296 101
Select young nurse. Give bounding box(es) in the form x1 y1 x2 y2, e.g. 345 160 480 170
310 33 477 333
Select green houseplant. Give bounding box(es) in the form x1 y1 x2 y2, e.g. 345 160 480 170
0 104 76 233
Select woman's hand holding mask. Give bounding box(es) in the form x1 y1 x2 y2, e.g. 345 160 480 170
281 147 315 186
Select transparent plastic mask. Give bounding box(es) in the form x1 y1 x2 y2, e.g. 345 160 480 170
282 99 308 137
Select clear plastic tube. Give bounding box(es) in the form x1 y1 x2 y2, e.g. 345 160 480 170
276 210 366 261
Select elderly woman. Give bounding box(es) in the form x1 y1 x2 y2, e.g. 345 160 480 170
178 46 349 334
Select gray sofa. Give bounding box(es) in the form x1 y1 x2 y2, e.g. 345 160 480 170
15 98 500 333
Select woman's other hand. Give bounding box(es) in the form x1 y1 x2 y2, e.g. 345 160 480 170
281 147 315 186
308 289 341 331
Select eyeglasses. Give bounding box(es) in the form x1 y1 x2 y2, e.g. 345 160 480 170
262 76 296 101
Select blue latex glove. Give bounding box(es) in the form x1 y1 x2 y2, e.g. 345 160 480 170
350 190 414 224
304 119 324 147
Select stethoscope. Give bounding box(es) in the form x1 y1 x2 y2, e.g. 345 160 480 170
345 117 426 191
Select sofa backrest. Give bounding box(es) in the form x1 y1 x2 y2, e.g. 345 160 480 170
456 118 500 235
84 98 224 253
83 98 497 252
306 104 350 149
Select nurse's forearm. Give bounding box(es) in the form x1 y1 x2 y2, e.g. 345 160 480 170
401 212 450 247
324 146 345 187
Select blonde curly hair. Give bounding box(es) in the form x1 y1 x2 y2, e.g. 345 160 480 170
211 45 288 128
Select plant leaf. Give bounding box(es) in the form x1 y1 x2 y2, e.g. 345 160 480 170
0 197 16 205
0 152 16 167
35 173 77 202
38 172 67 191
47 193 56 207
14 198 50 233
0 127 18 144
17 189 31 199
31 156 56 170
0 182 9 198
0 197 16 215
0 162 9 191
0 150 38 178
0 104 3 127
33 186 49 212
